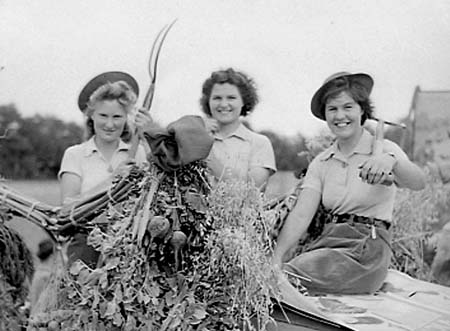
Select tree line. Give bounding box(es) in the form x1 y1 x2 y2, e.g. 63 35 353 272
0 104 313 179
0 105 83 179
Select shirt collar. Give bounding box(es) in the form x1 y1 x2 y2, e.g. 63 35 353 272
83 136 130 157
319 129 373 161
213 123 251 141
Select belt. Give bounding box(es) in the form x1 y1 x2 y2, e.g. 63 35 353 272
329 213 391 231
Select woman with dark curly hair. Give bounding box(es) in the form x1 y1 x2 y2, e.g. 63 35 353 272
200 68 276 189
272 72 425 294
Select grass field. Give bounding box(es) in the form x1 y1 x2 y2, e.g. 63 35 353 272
4 179 60 206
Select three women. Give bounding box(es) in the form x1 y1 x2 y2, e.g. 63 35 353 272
58 69 426 296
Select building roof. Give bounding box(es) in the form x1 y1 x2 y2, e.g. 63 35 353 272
410 87 450 162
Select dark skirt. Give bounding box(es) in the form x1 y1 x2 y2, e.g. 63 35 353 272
283 220 392 295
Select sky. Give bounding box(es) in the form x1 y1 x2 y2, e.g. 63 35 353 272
1 0 450 137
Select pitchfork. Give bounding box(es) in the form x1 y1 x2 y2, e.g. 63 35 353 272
128 19 178 158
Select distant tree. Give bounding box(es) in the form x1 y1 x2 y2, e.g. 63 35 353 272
259 129 308 172
0 104 83 179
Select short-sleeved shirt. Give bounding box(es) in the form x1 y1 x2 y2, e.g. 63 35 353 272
58 137 148 195
207 123 276 180
301 129 408 222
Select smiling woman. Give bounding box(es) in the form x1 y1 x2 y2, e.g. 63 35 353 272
57 71 153 267
200 68 276 190
272 72 426 295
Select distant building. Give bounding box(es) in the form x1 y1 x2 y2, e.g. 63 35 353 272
409 86 450 182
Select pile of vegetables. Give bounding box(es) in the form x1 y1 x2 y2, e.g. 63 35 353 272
28 161 279 331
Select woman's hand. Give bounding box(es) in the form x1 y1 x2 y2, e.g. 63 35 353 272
203 117 219 134
113 159 136 178
134 107 154 132
359 153 397 185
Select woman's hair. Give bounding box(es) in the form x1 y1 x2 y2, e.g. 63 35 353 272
200 68 258 117
321 76 373 124
84 81 137 141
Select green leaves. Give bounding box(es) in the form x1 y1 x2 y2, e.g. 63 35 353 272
37 161 278 330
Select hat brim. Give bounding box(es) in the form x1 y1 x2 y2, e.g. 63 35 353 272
310 73 373 120
78 71 139 111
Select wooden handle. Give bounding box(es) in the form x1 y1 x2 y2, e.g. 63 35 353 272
373 119 394 185
373 119 384 155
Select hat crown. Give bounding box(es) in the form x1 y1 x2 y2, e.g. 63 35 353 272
310 72 373 120
78 71 139 111
323 71 352 85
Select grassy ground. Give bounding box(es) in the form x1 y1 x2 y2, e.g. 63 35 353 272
4 179 60 206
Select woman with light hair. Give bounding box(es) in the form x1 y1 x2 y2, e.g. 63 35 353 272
58 71 151 266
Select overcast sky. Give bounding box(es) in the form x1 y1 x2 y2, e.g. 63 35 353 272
1 0 450 137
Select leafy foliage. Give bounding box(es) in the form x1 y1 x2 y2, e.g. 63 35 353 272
30 162 278 330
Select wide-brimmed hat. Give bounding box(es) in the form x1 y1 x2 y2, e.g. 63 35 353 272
310 72 373 120
77 71 139 111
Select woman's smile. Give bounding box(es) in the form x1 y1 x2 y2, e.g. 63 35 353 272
92 100 127 143
209 83 243 126
325 91 363 140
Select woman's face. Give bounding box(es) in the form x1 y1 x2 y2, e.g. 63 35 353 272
208 83 243 126
91 100 127 143
324 91 363 140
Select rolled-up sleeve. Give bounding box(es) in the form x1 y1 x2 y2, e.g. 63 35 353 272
250 135 276 173
301 157 322 193
58 147 82 180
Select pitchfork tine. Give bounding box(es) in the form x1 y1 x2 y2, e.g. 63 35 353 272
142 19 177 111
152 19 177 81
148 24 169 82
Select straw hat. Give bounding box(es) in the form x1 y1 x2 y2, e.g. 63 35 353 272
310 72 373 120
77 71 139 111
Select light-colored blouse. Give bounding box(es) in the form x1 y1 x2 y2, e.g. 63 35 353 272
207 123 276 181
301 129 408 221
58 137 147 195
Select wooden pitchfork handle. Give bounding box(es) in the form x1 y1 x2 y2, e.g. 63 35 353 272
373 119 395 186
128 19 177 159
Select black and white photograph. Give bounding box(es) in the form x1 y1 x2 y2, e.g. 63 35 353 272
1 1 450 330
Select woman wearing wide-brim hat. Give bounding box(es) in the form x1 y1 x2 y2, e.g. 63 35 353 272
272 72 426 294
58 71 152 266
